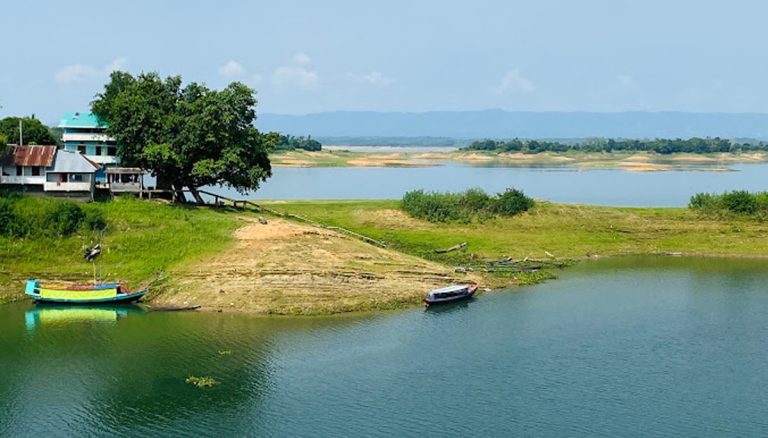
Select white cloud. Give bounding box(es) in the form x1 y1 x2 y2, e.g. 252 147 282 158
105 57 128 73
271 53 319 89
54 57 128 85
495 68 535 94
346 71 393 86
271 66 319 89
251 74 264 85
54 64 100 84
618 74 637 89
292 52 312 66
219 60 245 78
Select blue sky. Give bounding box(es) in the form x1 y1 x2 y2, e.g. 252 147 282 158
2 0 768 123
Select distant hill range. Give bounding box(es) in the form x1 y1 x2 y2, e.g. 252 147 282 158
257 110 768 141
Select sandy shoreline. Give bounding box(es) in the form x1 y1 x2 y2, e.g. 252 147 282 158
152 216 477 314
271 150 768 171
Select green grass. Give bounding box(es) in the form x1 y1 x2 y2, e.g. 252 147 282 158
0 197 242 301
262 200 768 264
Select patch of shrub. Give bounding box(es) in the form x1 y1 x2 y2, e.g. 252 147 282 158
0 197 26 237
43 202 85 236
402 187 534 223
689 190 768 217
492 188 536 216
0 192 106 238
83 209 107 231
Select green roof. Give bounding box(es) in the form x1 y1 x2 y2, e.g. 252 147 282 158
58 112 108 129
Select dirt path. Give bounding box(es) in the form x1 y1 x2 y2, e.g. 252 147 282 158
153 217 476 314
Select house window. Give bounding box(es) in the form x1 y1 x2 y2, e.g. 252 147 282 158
107 146 117 156
95 146 103 156
77 144 86 154
31 167 40 176
16 166 22 176
69 174 84 183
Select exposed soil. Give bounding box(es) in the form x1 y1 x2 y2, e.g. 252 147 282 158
153 217 476 314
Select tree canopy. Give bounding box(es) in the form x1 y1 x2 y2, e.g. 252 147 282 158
275 134 322 151
91 71 276 200
465 137 768 154
0 116 57 145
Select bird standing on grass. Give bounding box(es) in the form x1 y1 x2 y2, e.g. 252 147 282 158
84 244 102 262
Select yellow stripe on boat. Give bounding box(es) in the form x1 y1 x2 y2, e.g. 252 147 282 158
38 288 118 300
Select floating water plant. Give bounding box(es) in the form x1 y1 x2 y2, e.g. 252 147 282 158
186 376 219 388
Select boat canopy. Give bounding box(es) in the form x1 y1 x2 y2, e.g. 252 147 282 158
429 285 470 294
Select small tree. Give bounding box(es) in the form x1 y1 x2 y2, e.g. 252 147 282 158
92 72 276 203
0 116 56 145
0 133 8 156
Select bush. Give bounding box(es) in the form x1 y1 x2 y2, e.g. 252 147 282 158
402 187 534 223
0 197 26 237
721 190 757 215
689 192 716 210
43 202 85 236
493 188 535 216
689 190 768 217
83 209 107 231
0 193 101 238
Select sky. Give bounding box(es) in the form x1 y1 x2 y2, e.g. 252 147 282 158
2 0 768 123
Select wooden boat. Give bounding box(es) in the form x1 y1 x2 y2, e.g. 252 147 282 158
25 279 148 305
424 284 478 306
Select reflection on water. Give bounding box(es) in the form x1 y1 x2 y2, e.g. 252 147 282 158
24 305 142 331
4 256 768 435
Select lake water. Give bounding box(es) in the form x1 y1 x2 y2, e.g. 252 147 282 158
205 163 768 207
3 256 768 436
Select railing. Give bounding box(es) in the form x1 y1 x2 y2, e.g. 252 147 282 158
0 175 45 185
44 182 92 192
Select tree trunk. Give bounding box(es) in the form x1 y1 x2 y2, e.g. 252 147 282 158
188 186 205 205
171 184 186 204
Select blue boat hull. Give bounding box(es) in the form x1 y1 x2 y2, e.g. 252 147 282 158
30 290 149 305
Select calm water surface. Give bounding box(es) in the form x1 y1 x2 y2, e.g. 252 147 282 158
3 256 768 436
212 163 768 206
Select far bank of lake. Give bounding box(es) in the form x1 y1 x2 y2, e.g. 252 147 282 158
209 162 768 207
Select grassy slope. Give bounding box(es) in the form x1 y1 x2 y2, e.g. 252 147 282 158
0 198 241 302
262 200 768 262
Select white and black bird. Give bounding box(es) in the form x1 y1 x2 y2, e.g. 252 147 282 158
84 244 102 262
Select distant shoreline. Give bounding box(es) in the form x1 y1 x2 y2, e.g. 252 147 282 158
271 149 768 171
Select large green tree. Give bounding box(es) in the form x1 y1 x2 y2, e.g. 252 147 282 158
0 116 57 145
91 71 276 203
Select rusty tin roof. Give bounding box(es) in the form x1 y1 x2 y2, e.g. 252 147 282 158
0 145 57 167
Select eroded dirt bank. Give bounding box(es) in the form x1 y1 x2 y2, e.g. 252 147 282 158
152 217 476 314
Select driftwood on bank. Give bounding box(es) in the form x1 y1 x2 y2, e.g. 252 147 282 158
146 304 202 312
434 242 467 254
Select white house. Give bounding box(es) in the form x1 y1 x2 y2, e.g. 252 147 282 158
0 145 99 200
0 145 56 187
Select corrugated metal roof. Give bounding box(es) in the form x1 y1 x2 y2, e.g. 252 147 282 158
0 145 57 167
58 112 108 129
49 150 100 173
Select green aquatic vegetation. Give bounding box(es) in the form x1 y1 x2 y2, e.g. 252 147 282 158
186 376 219 388
218 350 232 356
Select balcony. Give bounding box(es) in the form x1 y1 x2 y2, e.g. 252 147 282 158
0 175 45 185
86 155 119 165
62 133 115 142
44 182 93 192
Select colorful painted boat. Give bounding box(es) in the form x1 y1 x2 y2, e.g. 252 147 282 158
424 284 478 306
25 279 148 304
